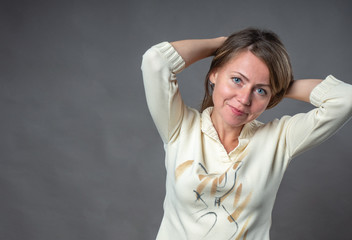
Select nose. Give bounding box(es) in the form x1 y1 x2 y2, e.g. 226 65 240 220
237 87 251 106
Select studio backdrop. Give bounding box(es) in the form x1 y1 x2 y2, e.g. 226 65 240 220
1 0 351 239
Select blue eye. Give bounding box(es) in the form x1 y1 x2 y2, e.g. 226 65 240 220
256 88 266 95
232 77 241 84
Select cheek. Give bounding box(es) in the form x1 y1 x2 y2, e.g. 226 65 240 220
213 82 233 101
253 100 270 114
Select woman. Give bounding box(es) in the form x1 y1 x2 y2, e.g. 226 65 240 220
141 28 352 240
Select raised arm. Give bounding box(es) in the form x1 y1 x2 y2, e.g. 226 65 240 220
142 37 226 143
171 37 227 68
282 75 352 159
285 79 323 102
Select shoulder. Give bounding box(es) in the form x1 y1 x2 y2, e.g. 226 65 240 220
244 116 293 138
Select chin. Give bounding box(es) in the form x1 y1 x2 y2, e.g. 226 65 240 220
224 117 247 128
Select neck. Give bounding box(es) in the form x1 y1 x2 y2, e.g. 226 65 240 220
211 114 244 153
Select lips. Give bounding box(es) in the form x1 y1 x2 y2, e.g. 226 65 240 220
228 104 247 116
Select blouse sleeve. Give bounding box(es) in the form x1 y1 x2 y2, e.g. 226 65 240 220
286 75 352 159
141 42 186 144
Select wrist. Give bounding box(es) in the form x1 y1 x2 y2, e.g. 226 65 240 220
212 37 227 53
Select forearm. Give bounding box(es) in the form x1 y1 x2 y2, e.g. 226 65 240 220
171 37 226 68
285 79 323 103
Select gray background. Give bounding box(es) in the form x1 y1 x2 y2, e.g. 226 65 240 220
1 0 352 239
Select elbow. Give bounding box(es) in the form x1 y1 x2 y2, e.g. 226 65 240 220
141 48 153 72
141 48 165 74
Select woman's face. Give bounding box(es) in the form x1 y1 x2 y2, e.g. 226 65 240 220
209 50 272 131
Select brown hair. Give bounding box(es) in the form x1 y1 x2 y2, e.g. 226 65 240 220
201 28 293 112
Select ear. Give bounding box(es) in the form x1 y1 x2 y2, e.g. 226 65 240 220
209 70 218 84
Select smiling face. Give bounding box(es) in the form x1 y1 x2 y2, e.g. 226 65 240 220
209 50 272 132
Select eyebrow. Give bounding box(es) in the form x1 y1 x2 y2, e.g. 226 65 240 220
234 71 271 88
